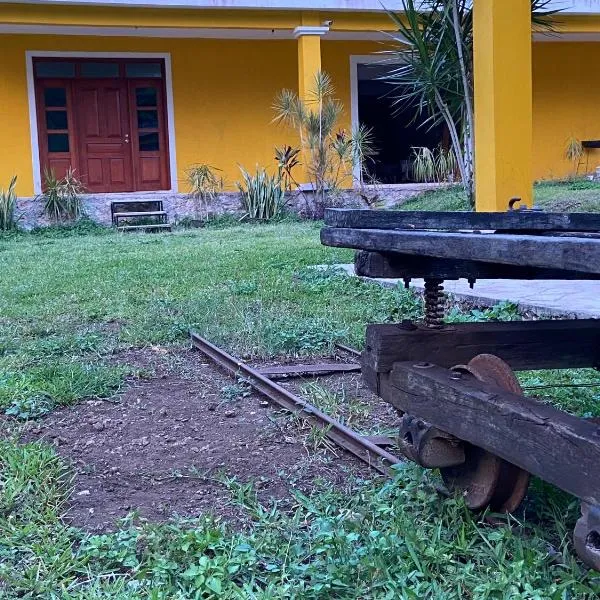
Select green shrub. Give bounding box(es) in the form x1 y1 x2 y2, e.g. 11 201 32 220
237 166 286 221
0 175 18 231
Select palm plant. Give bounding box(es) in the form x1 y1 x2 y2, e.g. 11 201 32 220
273 71 375 218
384 0 558 208
0 175 18 231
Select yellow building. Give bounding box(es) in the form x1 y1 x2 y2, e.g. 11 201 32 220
0 0 598 212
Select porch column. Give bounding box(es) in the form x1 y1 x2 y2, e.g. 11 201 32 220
473 0 533 211
294 14 328 104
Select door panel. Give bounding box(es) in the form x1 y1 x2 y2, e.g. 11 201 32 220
129 80 170 191
75 80 133 193
36 80 77 182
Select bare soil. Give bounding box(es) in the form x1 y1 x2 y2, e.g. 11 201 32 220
21 347 395 532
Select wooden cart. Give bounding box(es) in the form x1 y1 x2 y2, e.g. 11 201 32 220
321 207 600 570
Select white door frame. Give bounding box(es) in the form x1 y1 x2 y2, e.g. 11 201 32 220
26 50 178 195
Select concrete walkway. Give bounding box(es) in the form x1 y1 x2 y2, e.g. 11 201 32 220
336 264 600 318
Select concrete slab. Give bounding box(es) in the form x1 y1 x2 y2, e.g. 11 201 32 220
333 264 600 318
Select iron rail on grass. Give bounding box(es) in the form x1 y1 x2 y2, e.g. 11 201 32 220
189 330 401 476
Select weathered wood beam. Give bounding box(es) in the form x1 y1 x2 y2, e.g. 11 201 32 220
320 227 600 275
363 320 600 375
324 209 600 232
354 251 600 281
384 362 600 504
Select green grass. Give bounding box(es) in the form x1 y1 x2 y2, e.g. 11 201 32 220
397 180 600 212
1 223 600 597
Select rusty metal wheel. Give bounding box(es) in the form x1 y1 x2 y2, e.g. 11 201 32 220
440 354 530 512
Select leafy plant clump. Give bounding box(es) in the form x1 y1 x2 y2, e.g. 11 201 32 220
412 145 458 183
40 167 85 222
275 145 301 192
237 166 286 221
273 71 375 218
0 175 18 231
185 163 224 220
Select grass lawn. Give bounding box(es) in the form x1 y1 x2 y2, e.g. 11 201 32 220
397 180 600 212
1 221 600 598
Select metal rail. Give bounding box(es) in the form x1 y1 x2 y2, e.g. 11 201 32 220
189 331 400 475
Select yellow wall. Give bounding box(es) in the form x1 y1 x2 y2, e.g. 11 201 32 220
5 31 600 196
0 35 299 195
532 42 600 180
0 35 381 196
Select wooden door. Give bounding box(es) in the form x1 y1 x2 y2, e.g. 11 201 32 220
128 80 170 191
75 80 134 193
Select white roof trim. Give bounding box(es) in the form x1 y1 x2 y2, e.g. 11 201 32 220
3 0 600 13
0 23 388 40
0 0 406 11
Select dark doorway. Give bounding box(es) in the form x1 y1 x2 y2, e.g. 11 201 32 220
357 63 445 184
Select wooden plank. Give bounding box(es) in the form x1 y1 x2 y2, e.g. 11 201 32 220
363 320 600 374
258 363 360 377
325 208 600 232
321 227 600 275
117 224 171 231
385 362 600 504
113 211 167 217
354 251 600 281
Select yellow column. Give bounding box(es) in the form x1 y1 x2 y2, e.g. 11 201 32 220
294 13 328 104
473 0 533 212
297 34 322 103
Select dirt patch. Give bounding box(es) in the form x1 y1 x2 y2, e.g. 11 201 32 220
22 348 388 532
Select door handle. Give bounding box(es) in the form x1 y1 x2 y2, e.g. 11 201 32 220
124 134 130 144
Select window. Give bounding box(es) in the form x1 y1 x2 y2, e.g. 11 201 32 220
80 62 120 78
126 63 162 78
44 88 67 107
46 111 68 130
139 133 159 152
43 86 70 153
47 134 69 153
35 62 76 78
136 87 157 107
134 85 160 152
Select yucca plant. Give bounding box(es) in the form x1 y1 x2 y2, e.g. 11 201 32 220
0 175 18 231
185 163 223 219
237 166 286 221
412 147 437 183
412 146 459 183
41 167 85 222
435 146 459 182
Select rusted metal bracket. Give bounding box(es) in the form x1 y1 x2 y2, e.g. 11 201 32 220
189 331 401 476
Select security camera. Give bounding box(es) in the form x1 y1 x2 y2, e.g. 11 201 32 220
323 20 334 27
